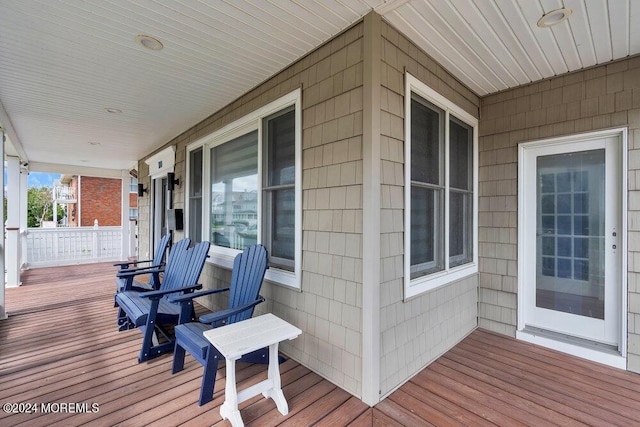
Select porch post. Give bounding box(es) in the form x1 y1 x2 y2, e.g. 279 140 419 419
0 130 6 319
6 156 21 287
121 170 131 260
19 164 28 269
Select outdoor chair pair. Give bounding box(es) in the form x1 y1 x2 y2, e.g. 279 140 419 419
114 239 273 406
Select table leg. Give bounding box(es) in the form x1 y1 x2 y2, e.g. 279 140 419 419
262 342 288 415
220 358 244 427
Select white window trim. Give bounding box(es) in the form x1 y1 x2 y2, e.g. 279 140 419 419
186 89 302 289
404 73 478 299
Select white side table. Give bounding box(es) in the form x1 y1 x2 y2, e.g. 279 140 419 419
203 313 302 427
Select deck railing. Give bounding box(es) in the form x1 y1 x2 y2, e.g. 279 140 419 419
53 185 77 202
25 226 122 268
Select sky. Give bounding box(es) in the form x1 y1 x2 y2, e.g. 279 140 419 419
3 169 61 189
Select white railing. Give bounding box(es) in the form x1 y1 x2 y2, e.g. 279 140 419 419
25 226 122 268
53 185 77 202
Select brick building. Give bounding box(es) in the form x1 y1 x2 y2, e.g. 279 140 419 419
61 175 137 227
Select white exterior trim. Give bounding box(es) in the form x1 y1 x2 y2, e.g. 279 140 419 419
404 73 479 300
361 12 382 406
145 146 176 179
517 127 628 367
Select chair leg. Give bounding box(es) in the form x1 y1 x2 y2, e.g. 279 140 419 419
172 342 186 374
199 348 220 406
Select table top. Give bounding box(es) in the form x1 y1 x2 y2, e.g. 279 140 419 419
203 313 302 360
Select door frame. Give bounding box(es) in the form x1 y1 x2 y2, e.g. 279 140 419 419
516 127 628 369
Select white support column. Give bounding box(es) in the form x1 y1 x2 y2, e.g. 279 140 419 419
6 156 21 287
121 170 131 261
1 130 7 319
19 165 28 269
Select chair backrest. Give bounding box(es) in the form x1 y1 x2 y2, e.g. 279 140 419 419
152 234 172 266
227 244 269 325
160 239 211 297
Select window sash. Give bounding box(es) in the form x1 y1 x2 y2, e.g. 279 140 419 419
263 106 296 270
405 73 478 297
188 147 203 243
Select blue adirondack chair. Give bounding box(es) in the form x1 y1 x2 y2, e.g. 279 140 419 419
114 233 171 293
170 244 270 406
115 238 210 362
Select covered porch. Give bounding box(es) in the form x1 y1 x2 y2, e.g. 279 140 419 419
2 263 639 426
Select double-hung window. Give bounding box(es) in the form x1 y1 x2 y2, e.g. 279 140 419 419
405 74 478 298
186 89 301 288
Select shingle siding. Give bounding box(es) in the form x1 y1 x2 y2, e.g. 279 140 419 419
138 22 366 397
377 21 480 397
478 55 640 371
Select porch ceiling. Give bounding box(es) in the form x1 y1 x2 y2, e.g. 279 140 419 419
0 1 637 171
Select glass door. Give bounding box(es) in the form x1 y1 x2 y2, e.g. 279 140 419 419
521 135 621 346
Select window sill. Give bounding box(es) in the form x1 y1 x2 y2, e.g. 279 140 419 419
206 251 300 290
404 263 477 300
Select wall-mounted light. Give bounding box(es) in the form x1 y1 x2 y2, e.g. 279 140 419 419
167 172 180 192
138 183 148 197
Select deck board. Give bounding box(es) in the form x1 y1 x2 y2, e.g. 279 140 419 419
2 262 640 426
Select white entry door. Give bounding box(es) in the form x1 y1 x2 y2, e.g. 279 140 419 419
520 133 622 346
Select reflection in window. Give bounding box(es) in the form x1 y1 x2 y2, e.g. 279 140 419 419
210 131 258 250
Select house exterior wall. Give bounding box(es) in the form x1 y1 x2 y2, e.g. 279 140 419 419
138 22 366 397
136 11 486 403
478 56 640 371
377 21 479 396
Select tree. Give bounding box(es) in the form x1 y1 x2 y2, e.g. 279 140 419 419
27 187 65 227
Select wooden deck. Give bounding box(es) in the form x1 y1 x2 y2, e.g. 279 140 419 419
2 263 640 426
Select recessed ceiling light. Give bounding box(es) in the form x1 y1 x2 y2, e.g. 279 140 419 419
105 108 122 114
88 141 101 146
537 8 572 28
136 34 164 50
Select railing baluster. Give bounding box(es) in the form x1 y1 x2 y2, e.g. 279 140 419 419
24 226 124 268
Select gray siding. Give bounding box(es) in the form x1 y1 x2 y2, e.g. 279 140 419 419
378 22 479 396
478 56 640 370
138 22 366 397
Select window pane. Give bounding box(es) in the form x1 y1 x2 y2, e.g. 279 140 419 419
410 185 444 277
266 109 295 186
411 96 442 185
210 131 258 250
449 118 472 190
449 191 472 266
189 148 203 198
270 188 295 263
189 148 203 243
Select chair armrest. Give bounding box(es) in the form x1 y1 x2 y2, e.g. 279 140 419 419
169 287 230 304
199 295 265 324
117 266 163 278
113 258 154 269
140 284 203 300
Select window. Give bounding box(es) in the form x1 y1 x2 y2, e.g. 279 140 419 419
129 208 138 220
186 89 301 288
129 177 138 193
188 148 203 243
405 74 478 298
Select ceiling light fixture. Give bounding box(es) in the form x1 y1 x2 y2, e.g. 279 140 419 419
136 34 164 50
537 8 572 28
105 107 122 114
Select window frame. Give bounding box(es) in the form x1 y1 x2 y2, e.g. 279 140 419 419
185 89 302 289
404 73 478 299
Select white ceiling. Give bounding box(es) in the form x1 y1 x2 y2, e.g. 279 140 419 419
0 0 637 172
